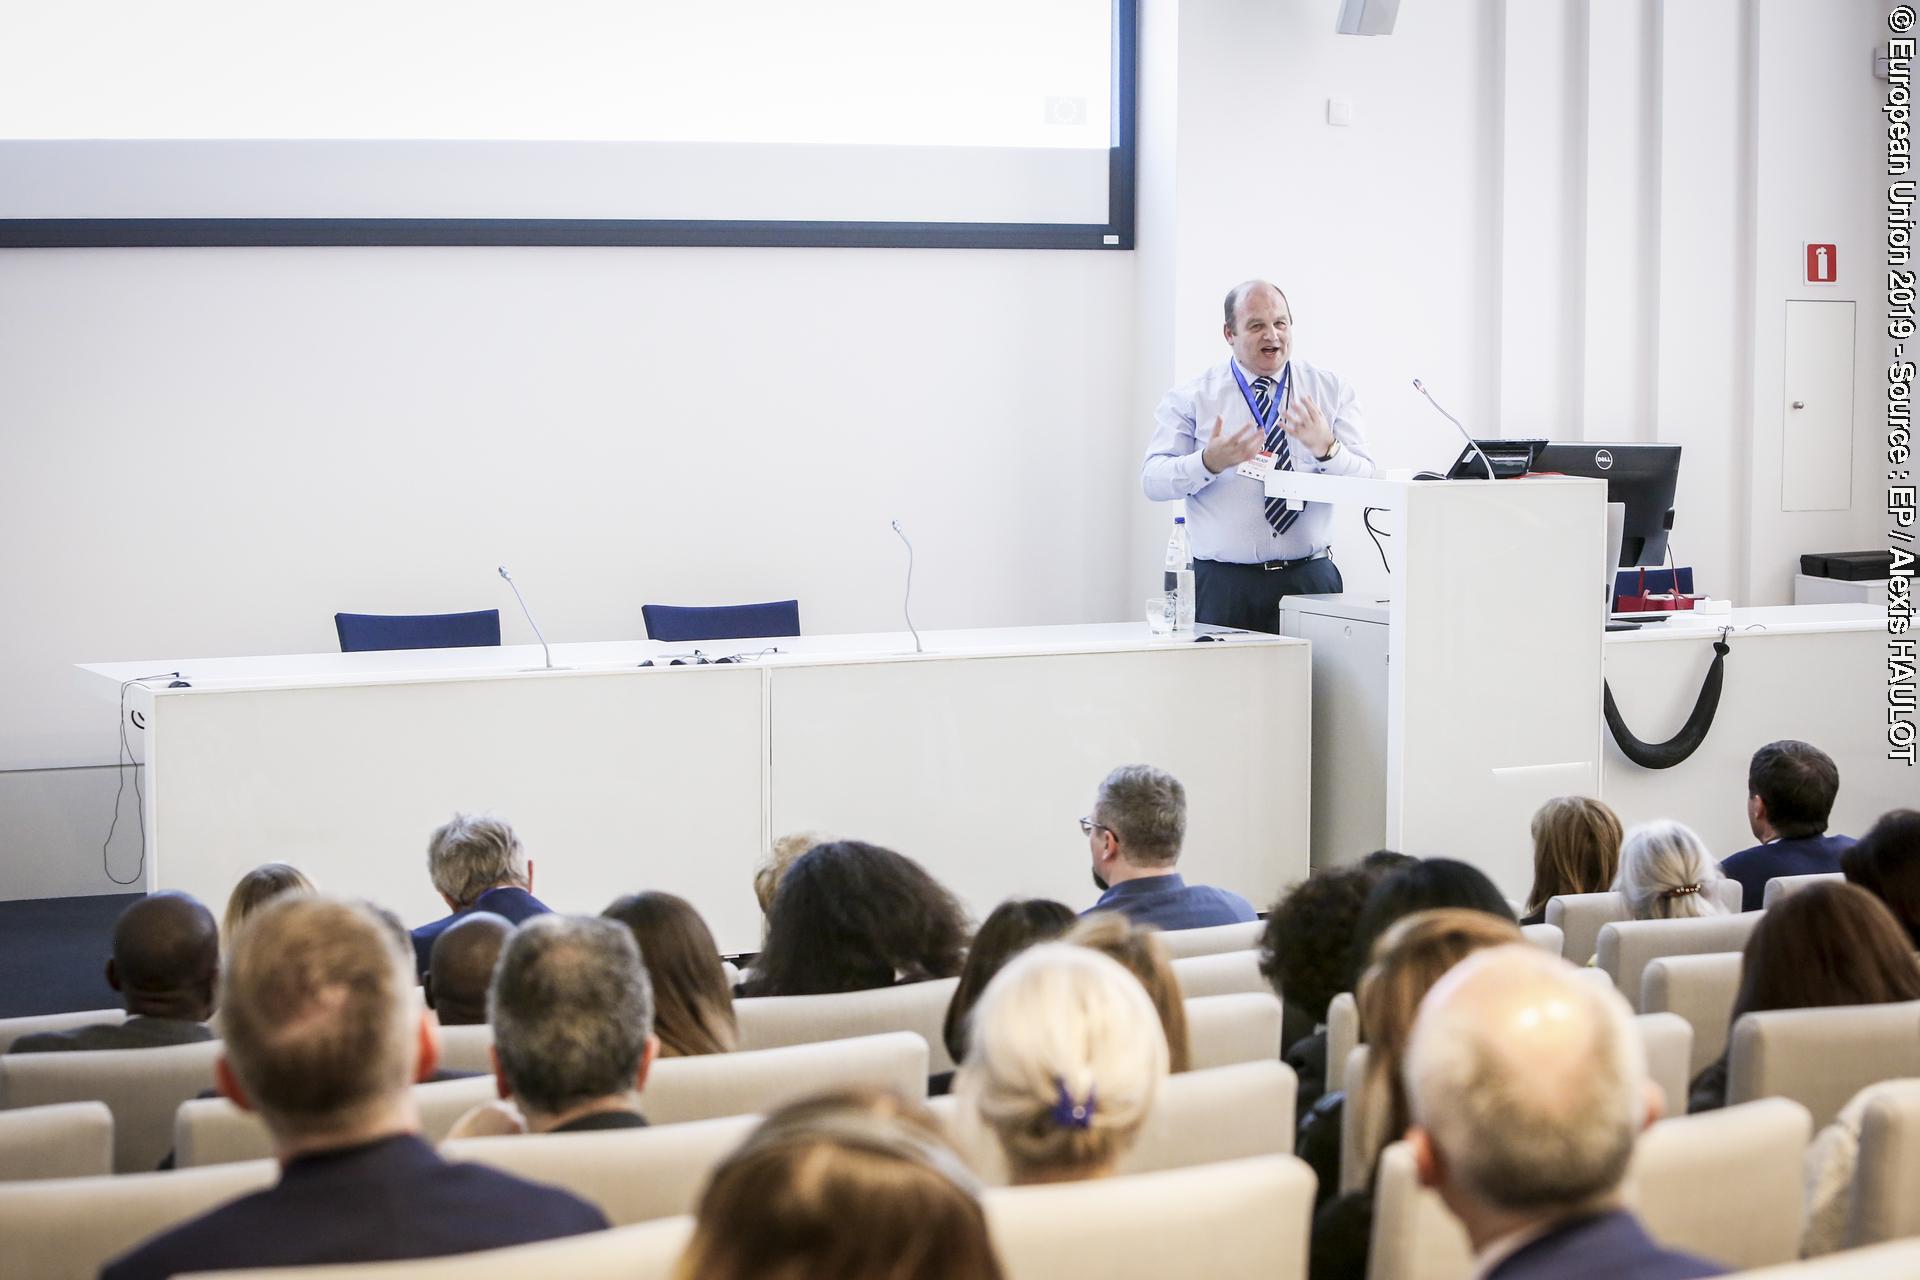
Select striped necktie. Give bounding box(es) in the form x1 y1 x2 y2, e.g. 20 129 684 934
1254 376 1301 535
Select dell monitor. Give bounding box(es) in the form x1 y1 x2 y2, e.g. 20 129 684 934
1529 443 1681 567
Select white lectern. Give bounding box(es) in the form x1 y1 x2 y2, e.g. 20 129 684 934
1270 469 1607 896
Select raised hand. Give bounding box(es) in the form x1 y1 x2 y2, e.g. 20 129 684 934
1202 414 1264 474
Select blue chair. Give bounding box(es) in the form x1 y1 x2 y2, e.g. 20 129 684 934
334 609 502 653
641 600 801 643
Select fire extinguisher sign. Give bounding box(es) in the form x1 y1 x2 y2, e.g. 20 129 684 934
1805 243 1838 285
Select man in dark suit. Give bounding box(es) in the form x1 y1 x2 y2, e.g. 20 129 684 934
482 914 658 1135
1720 740 1855 911
1080 764 1258 931
409 813 551 978
101 896 606 1279
9 891 217 1054
1405 946 1723 1280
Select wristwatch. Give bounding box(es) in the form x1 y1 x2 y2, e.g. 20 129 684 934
1315 439 1342 463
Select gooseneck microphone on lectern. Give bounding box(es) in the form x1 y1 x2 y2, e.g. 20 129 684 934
890 521 924 655
497 566 563 671
1411 378 1497 480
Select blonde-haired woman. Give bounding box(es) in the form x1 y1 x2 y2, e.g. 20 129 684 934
222 863 315 946
1065 912 1193 1073
959 942 1169 1184
1311 908 1523 1280
1520 796 1623 924
1617 819 1727 920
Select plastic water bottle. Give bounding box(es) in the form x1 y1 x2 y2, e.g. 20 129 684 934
1165 517 1195 634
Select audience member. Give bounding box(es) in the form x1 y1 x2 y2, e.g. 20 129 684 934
10 891 218 1054
1080 763 1256 930
1520 797 1622 925
101 896 605 1279
1348 858 1515 994
1065 911 1193 1073
753 830 833 925
959 942 1168 1184
1617 820 1727 920
1841 808 1920 947
422 912 512 1028
409 814 550 978
470 914 659 1136
1308 909 1523 1280
221 863 315 946
743 841 968 997
1719 741 1854 911
1405 946 1722 1280
941 897 1075 1068
1260 856 1407 1117
603 891 737 1057
676 1088 1003 1280
1687 881 1920 1113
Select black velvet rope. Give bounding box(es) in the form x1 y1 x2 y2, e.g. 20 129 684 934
1603 638 1732 770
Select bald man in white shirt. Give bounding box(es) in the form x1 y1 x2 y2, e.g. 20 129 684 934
1142 280 1377 632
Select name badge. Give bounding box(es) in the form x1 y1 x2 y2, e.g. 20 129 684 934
1236 451 1277 481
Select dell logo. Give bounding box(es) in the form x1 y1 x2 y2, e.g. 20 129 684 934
1595 448 1615 471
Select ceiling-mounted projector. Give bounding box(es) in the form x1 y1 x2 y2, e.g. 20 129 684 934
1337 0 1400 36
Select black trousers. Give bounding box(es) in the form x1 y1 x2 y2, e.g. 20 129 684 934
1193 556 1344 634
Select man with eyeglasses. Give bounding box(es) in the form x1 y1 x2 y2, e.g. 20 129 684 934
1080 764 1257 931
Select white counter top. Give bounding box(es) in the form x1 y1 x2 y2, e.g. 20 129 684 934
1602 602 1887 642
78 622 1300 696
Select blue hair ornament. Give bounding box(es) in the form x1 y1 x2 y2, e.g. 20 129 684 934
1051 1078 1097 1130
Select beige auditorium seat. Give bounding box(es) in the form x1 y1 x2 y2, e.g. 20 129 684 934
1729 1000 1920 1128
1763 871 1844 909
1186 992 1285 1070
0 1008 127 1053
177 1073 496 1168
1519 922 1564 954
0 1158 276 1280
734 976 960 1072
1327 991 1359 1089
1171 948 1268 998
0 1038 222 1172
987 1154 1314 1280
179 1032 928 1168
445 1112 759 1226
1340 1013 1692 1199
1549 884 1743 964
1157 919 1264 959
1642 950 1743 1074
1597 912 1764 1011
177 1217 697 1280
0 1101 114 1180
930 1058 1297 1185
433 1023 494 1074
1367 1098 1811 1280
1723 1239 1920 1278
1842 1078 1920 1249
184 1155 1317 1280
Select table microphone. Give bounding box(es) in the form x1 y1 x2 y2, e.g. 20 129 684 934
1411 378 1496 480
497 566 565 671
890 520 924 655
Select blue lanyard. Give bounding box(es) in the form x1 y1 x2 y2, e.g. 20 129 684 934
1230 360 1292 436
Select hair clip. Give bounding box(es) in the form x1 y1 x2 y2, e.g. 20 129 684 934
1051 1078 1097 1130
1665 883 1703 897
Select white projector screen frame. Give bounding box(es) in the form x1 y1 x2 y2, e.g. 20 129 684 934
0 1 1137 251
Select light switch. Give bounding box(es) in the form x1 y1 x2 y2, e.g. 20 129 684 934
1327 99 1353 127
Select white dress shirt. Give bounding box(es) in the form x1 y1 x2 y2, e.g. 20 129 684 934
1141 356 1377 565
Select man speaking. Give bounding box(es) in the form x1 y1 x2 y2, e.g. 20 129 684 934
1142 280 1376 632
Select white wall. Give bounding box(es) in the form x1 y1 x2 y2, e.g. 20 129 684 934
0 0 1891 899
0 246 1135 895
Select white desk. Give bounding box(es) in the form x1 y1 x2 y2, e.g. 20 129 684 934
80 625 1310 953
1600 603 1903 857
